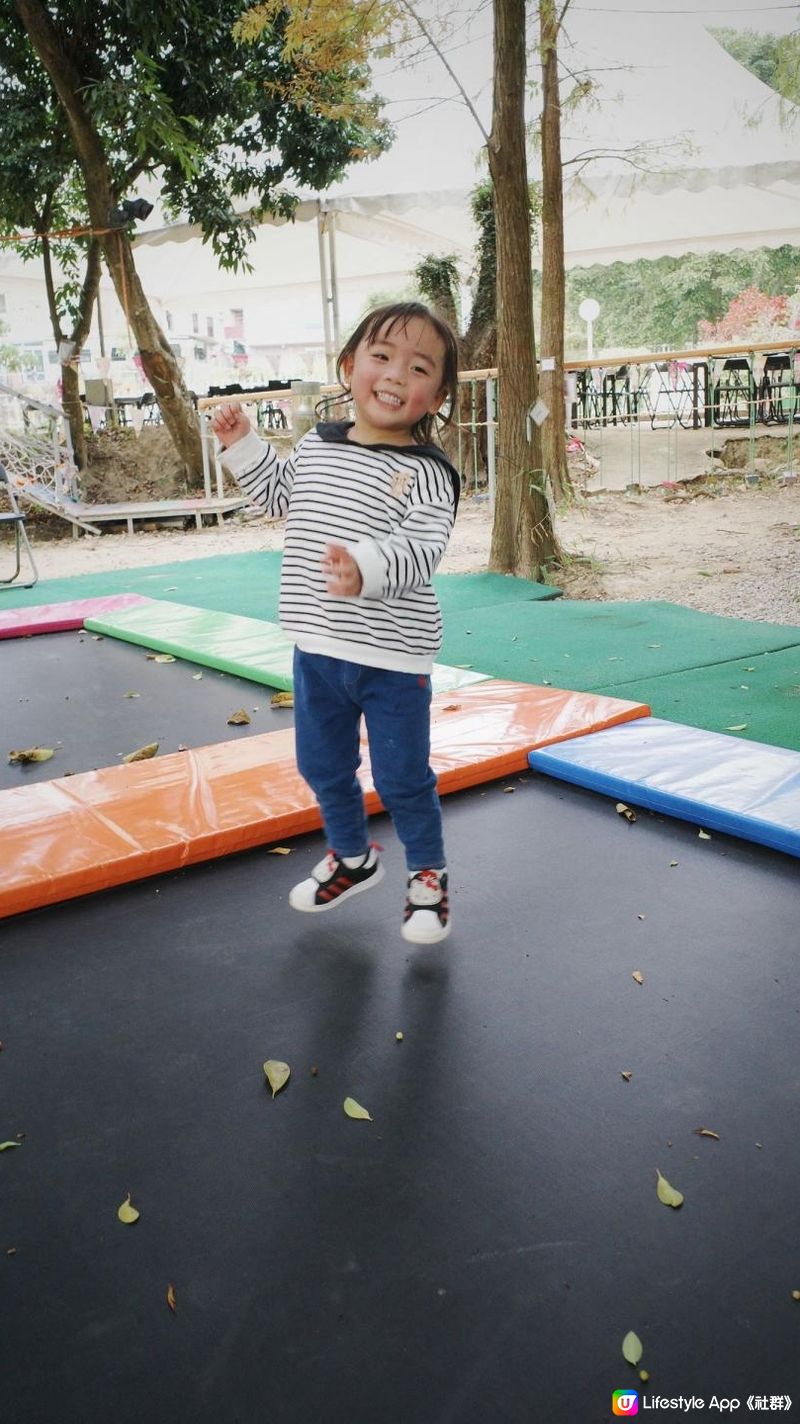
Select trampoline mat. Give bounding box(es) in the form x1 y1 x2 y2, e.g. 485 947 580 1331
1 777 797 1423
1 629 292 790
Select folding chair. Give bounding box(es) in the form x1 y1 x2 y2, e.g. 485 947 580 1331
0 463 39 589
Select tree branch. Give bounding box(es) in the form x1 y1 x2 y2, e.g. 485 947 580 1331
397 0 490 145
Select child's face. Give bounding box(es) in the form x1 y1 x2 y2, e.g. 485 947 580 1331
343 316 447 444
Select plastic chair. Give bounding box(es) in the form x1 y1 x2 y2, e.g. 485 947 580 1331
0 463 39 589
712 357 757 428
758 353 797 425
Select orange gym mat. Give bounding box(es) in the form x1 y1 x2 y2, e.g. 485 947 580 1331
0 680 649 919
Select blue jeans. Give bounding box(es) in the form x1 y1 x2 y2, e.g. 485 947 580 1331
293 649 445 872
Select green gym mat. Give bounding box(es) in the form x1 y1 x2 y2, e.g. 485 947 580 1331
84 600 490 695
594 647 800 753
0 552 560 620
439 599 800 689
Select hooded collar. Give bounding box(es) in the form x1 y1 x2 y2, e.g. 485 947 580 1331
315 421 460 515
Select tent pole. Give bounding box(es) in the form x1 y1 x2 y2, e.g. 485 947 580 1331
327 212 341 358
316 205 335 383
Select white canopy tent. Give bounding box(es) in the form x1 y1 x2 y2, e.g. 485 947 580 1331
3 0 798 381
129 0 800 373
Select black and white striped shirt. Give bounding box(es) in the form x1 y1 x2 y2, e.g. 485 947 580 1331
221 421 459 674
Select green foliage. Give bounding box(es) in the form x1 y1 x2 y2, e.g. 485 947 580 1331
413 254 461 327
560 245 800 355
710 27 799 103
1 0 392 272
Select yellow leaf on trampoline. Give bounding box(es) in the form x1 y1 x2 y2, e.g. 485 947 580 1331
698 830 712 840
270 691 294 708
725 724 748 732
656 1169 684 1208
192 673 203 680
147 654 176 663
8 747 54 765
122 742 159 763
267 847 292 855
622 1330 643 1366
117 1194 140 1224
167 1283 177 1313
123 691 141 699
263 1060 290 1097
616 803 636 822
0 1140 22 1151
620 1071 632 1082
693 1127 720 1140
632 970 644 985
227 708 251 725
344 1097 372 1121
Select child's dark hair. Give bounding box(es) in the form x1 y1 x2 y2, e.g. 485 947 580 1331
328 301 460 445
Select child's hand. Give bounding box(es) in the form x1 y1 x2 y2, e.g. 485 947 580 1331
322 543 363 598
211 402 251 447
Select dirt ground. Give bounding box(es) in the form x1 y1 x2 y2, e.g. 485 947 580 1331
10 427 800 627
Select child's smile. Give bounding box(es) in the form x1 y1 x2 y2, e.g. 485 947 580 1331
344 316 447 446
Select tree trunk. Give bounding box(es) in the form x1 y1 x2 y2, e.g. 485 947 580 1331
101 230 202 482
487 0 560 578
13 0 204 484
539 0 573 503
42 232 102 470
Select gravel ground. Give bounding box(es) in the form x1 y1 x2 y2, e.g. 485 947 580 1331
12 479 800 628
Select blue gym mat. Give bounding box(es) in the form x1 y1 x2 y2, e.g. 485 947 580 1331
528 716 800 858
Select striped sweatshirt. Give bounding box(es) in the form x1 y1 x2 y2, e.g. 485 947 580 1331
221 420 460 674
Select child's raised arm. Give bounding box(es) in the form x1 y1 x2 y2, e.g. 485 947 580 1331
211 401 251 448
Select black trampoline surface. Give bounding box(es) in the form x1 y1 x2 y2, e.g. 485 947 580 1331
1 774 798 1424
2 631 292 789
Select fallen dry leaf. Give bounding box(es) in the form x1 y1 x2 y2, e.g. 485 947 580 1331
693 1127 720 1140
270 691 294 708
344 1097 372 1121
8 747 54 765
632 970 644 985
146 653 176 663
0 1141 22 1151
621 1071 633 1082
698 830 712 840
117 1194 140 1224
616 803 636 823
122 742 159 764
166 1284 177 1314
227 709 251 726
656 1168 684 1208
267 847 292 856
622 1330 643 1366
263 1060 290 1097
123 691 141 699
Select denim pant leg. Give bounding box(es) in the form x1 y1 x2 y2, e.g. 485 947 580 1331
360 667 446 872
293 649 369 858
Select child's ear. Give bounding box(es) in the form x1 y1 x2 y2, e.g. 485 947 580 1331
341 355 354 384
428 387 447 415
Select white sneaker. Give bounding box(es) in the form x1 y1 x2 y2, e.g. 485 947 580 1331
401 868 451 944
288 847 384 913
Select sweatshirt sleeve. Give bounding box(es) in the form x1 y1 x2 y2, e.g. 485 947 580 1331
218 429 295 518
350 456 456 600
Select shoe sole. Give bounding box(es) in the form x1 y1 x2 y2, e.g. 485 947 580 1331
401 917 452 945
289 862 385 913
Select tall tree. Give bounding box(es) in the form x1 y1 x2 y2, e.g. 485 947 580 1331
0 20 98 465
537 0 572 504
10 0 389 482
488 0 559 577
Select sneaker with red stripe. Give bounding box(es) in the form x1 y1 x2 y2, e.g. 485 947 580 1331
289 846 384 913
401 868 450 944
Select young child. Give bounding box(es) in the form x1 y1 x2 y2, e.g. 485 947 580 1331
211 301 461 945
